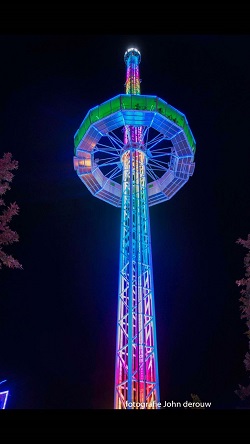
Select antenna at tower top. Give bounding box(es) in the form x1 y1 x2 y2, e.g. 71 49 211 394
124 48 141 64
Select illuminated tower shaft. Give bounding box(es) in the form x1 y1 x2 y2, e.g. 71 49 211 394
114 49 160 409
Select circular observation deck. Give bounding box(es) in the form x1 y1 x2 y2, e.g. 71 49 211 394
73 94 196 207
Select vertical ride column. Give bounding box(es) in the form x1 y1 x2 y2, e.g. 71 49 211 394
114 48 160 409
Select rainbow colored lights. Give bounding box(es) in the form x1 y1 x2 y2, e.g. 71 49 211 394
115 146 160 408
73 47 196 409
124 48 141 95
114 49 159 408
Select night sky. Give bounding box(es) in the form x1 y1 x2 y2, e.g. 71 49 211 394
0 34 250 415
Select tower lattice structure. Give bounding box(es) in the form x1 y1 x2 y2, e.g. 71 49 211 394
73 48 196 409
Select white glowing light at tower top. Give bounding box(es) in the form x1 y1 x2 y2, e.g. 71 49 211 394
124 48 141 63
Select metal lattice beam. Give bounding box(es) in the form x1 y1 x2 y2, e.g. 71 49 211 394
114 150 159 409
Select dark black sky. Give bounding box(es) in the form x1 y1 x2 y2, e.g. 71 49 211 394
0 34 250 417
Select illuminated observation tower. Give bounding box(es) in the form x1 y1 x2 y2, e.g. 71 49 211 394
73 48 196 409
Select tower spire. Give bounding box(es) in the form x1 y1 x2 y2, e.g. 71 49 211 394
124 48 141 95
